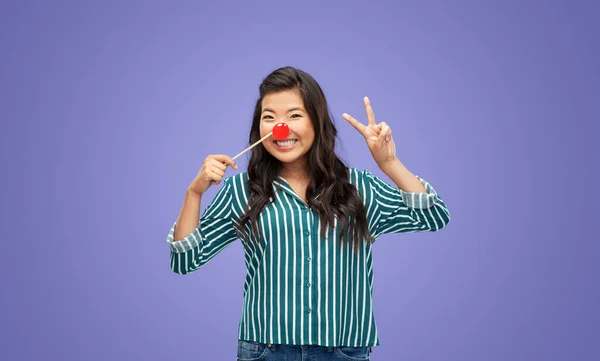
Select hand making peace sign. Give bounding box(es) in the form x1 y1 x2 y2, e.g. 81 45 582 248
343 97 397 168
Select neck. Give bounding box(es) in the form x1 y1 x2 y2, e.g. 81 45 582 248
280 161 310 181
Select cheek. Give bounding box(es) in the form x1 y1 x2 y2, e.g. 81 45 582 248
259 123 270 137
289 123 310 138
300 123 316 141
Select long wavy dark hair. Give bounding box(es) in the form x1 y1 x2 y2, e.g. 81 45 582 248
237 66 374 251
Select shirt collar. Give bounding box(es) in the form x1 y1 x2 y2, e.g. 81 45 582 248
273 176 321 203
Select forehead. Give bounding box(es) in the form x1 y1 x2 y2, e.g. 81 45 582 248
261 89 305 111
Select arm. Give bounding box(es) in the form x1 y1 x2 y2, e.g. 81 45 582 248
173 190 203 242
166 178 238 275
342 97 450 237
356 169 451 238
380 157 427 194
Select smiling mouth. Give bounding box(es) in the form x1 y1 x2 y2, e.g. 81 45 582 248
274 139 297 148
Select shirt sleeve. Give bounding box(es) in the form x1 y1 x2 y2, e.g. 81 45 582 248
361 170 451 238
165 177 238 274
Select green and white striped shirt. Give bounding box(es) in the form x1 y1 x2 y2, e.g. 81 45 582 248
166 168 450 347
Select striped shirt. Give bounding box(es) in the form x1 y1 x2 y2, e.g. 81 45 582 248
165 168 450 347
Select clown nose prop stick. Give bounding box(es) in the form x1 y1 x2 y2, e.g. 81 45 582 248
232 123 289 161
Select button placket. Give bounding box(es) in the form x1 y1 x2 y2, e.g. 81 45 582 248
304 205 314 322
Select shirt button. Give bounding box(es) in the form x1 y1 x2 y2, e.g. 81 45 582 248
306 257 311 262
306 283 311 287
307 308 312 313
304 230 310 236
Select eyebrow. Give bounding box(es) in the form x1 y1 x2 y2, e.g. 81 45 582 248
262 107 305 113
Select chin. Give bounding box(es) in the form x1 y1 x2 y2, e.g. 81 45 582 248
267 149 303 164
273 154 300 163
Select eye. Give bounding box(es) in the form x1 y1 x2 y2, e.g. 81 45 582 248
262 114 274 120
290 114 301 118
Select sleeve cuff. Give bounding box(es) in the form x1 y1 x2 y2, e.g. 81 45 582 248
398 176 440 209
165 221 203 253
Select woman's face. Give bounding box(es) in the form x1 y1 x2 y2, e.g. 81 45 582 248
259 89 315 168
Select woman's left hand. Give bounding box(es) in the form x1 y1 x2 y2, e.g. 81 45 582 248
343 97 397 168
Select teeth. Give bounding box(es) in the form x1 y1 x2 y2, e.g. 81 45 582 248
276 140 297 147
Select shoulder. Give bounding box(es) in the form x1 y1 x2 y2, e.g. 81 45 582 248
346 167 397 198
346 168 381 200
217 173 250 214
223 171 249 191
346 167 377 186
226 171 248 183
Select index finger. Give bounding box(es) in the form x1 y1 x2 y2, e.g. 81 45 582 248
211 154 238 169
364 96 376 126
342 113 366 134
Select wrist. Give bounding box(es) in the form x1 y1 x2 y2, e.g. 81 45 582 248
186 188 203 198
378 156 401 173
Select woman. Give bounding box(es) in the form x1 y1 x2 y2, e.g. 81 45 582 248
166 66 450 360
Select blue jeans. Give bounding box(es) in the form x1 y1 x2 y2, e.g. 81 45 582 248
236 340 372 360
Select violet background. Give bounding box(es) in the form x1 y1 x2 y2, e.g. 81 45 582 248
1 0 598 360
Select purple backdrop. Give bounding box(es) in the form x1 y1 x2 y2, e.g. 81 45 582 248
1 0 598 360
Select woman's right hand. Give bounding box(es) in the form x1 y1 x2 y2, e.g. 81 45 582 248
188 154 238 196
